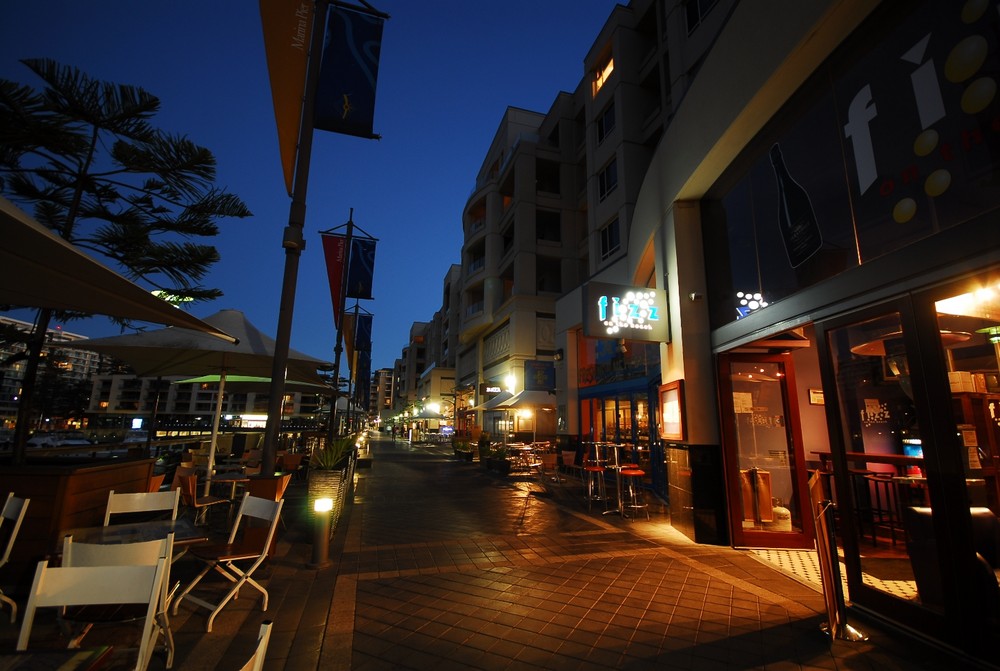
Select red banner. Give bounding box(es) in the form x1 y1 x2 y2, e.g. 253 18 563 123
321 233 347 328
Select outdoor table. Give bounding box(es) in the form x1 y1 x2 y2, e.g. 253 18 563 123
63 518 209 562
213 471 250 501
0 645 113 670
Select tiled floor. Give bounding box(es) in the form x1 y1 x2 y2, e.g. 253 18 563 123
748 547 919 602
0 438 964 670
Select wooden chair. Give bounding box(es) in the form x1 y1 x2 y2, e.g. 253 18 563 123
278 452 305 480
177 472 228 526
173 494 284 632
147 473 166 492
104 489 180 525
170 465 196 491
18 557 170 671
239 620 273 671
0 493 29 623
246 473 292 534
61 533 177 668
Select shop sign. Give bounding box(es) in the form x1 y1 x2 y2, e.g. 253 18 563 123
479 384 502 396
524 360 555 391
582 281 669 343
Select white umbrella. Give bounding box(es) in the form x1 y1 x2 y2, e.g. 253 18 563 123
499 390 556 444
62 309 330 492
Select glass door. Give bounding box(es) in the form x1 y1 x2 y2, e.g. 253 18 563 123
719 353 814 548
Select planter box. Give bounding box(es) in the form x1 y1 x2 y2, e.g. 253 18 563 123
0 457 155 590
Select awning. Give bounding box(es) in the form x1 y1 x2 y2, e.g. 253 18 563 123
0 196 235 342
470 390 513 411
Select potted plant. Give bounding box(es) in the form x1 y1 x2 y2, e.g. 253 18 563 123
307 435 358 536
489 443 511 475
452 437 474 462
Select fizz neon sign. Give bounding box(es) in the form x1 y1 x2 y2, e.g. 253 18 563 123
596 290 661 336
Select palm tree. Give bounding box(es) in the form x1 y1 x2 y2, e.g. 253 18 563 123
0 58 252 463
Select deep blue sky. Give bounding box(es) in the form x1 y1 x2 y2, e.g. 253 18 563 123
1 1 617 372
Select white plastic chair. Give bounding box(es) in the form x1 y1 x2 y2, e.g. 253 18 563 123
61 533 178 668
173 494 284 632
18 557 169 671
0 493 29 623
239 620 273 671
104 489 181 525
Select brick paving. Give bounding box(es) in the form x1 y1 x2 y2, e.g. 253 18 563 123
0 435 977 669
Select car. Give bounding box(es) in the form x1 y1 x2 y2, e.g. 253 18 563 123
27 430 93 447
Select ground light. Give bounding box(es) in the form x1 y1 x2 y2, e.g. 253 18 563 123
310 497 334 568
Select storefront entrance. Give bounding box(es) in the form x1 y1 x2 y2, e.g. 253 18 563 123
718 352 815 549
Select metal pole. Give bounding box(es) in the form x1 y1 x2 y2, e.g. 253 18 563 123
262 0 330 474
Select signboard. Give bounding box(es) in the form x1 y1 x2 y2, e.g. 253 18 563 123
582 281 669 343
524 360 555 391
479 384 502 396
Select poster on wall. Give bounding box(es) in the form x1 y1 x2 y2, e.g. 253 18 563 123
659 380 685 441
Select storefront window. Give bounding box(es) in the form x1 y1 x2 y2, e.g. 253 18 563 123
729 360 802 534
828 313 924 604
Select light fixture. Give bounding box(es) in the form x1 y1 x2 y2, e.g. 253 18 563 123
553 349 564 361
617 339 628 354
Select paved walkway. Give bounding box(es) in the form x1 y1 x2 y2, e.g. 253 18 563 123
0 436 977 669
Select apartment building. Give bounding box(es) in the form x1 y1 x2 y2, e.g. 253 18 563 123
0 315 102 428
82 373 327 432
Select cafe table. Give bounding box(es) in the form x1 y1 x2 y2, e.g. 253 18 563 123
63 518 209 562
0 645 113 670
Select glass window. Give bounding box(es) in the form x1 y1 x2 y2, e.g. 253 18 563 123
828 312 924 601
593 56 614 96
597 102 616 143
598 159 618 202
600 218 620 260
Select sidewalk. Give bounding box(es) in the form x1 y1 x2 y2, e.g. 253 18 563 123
0 436 972 669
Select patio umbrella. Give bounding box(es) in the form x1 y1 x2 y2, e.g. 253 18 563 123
499 390 556 443
174 374 333 395
61 309 330 492
0 196 235 342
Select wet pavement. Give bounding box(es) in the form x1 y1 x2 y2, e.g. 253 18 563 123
0 435 982 669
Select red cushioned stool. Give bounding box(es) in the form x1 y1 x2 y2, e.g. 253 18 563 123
620 467 649 520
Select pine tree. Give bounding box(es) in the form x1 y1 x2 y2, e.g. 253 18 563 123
0 58 252 462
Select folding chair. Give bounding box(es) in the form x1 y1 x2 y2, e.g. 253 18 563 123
104 489 181 525
18 557 169 671
0 493 29 623
177 472 228 526
61 533 177 667
239 620 273 671
173 494 284 632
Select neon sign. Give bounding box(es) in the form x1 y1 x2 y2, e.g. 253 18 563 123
583 282 669 342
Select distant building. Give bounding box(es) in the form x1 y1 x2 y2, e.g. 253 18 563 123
0 315 101 428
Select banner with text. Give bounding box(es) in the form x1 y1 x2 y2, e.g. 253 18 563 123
321 233 347 328
259 0 313 195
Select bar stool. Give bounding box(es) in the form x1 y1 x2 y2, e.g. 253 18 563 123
848 468 876 545
865 473 901 546
583 444 608 512
620 466 649 520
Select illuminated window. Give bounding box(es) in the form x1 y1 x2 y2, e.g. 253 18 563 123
598 159 618 201
593 56 614 96
600 218 620 260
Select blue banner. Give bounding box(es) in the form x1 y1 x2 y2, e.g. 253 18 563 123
314 5 383 138
524 360 555 391
346 237 377 299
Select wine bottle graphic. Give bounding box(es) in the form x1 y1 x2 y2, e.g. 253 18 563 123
770 143 822 268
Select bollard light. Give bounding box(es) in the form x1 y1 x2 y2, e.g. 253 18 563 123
314 497 333 513
310 497 334 568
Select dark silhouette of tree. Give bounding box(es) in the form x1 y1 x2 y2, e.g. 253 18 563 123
0 58 252 463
